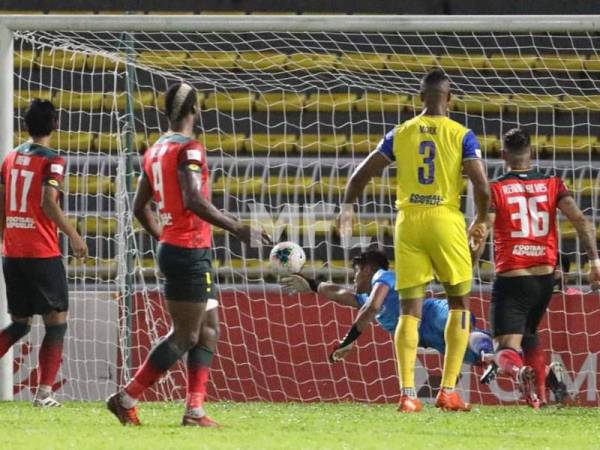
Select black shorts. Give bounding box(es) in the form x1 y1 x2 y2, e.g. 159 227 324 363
3 256 69 318
157 243 214 302
490 273 554 339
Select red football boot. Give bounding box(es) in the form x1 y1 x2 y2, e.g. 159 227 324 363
435 388 471 412
106 393 142 426
397 395 423 413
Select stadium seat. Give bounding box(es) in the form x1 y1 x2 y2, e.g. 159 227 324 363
476 134 501 152
212 176 264 195
452 94 508 114
81 217 118 237
352 219 390 237
346 134 382 153
317 176 348 196
94 133 146 153
14 50 35 70
403 95 423 111
355 92 411 113
287 53 337 71
530 135 549 150
237 52 288 71
564 177 598 196
583 56 600 71
203 92 255 112
247 133 297 153
535 55 585 71
438 54 489 71
559 221 576 239
85 54 124 71
385 54 437 72
66 175 113 195
266 177 314 195
560 95 600 111
136 51 187 69
297 134 347 153
506 94 559 113
13 131 29 147
367 177 396 197
186 51 238 70
37 49 86 70
14 89 52 110
487 54 538 71
255 92 305 112
103 91 155 111
53 91 105 111
305 92 358 112
337 53 387 72
549 135 598 154
198 133 246 152
50 131 94 152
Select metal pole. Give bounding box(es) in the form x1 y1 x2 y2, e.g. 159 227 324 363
0 25 13 401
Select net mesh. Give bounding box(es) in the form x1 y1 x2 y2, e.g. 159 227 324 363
9 28 600 404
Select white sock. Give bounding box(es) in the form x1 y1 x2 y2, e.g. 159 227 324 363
37 385 52 397
119 391 138 409
185 406 206 418
401 387 417 398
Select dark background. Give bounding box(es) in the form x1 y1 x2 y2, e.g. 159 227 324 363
0 0 599 15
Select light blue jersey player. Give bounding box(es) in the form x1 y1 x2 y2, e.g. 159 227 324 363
281 250 492 365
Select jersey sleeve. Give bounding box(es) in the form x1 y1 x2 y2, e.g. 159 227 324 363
0 158 6 185
462 130 482 161
556 178 572 201
372 270 395 290
489 183 498 212
177 141 204 171
375 128 395 161
43 156 66 188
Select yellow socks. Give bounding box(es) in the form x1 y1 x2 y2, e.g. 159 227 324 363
394 315 420 396
441 309 471 389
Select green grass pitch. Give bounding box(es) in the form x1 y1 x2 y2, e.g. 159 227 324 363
1 401 600 449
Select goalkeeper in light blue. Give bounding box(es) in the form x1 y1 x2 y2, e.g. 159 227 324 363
281 250 492 365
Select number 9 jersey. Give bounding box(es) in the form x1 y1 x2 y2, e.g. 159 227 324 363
490 170 570 273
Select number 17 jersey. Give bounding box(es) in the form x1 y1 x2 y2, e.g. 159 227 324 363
377 115 481 210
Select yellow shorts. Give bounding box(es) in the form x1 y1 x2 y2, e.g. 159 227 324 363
394 206 472 292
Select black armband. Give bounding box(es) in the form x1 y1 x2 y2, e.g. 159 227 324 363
339 324 362 348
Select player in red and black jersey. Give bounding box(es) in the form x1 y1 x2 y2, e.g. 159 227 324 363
107 83 270 427
0 99 88 407
475 129 600 408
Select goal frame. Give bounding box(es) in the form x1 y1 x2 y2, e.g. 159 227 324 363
0 13 598 401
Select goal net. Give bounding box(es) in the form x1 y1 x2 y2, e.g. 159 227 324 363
4 16 599 404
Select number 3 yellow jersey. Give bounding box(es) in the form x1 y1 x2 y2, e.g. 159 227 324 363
376 115 481 210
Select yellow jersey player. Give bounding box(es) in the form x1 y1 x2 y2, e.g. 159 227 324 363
339 68 490 412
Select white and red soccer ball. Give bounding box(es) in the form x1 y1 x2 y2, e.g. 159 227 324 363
269 241 306 275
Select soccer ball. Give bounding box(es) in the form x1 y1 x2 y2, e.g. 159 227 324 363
269 242 306 275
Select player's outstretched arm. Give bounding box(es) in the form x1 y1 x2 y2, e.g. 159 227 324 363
280 275 359 307
41 185 87 258
133 173 162 241
558 195 600 290
463 159 491 249
329 283 389 362
178 165 271 246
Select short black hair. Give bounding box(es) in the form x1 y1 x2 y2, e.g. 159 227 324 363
503 128 530 154
352 250 390 271
421 68 450 90
164 82 197 124
24 99 57 138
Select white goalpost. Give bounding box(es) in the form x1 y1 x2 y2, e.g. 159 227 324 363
0 14 598 404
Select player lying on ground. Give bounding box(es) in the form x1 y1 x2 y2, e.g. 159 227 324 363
106 83 270 427
338 68 490 412
0 99 88 407
474 128 600 408
281 250 493 366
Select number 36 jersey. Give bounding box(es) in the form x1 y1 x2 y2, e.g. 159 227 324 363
377 115 481 210
490 170 570 273
143 133 212 249
1 143 66 258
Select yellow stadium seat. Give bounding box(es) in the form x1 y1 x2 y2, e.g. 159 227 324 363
237 52 287 71
37 49 86 70
367 177 396 197
297 134 347 153
559 95 600 112
255 92 305 112
136 51 187 69
85 54 125 71
14 50 35 70
212 176 264 195
287 53 337 71
353 219 389 237
337 53 387 72
203 92 255 112
559 221 576 239
54 91 104 111
385 54 437 72
247 133 297 153
82 217 117 236
346 134 382 153
266 176 314 195
506 94 559 113
94 133 146 153
535 55 585 71
487 54 538 71
14 89 52 110
549 135 598 154
13 131 30 147
305 92 358 112
104 91 155 111
355 92 411 113
50 132 94 152
198 133 246 152
186 51 237 70
476 135 501 152
452 94 509 114
66 176 113 195
583 57 600 71
530 135 549 150
438 54 489 71
317 176 348 196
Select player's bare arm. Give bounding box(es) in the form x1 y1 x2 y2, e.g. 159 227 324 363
133 173 162 241
178 165 271 246
280 275 359 307
463 158 491 250
41 185 87 258
330 283 389 362
557 195 600 289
